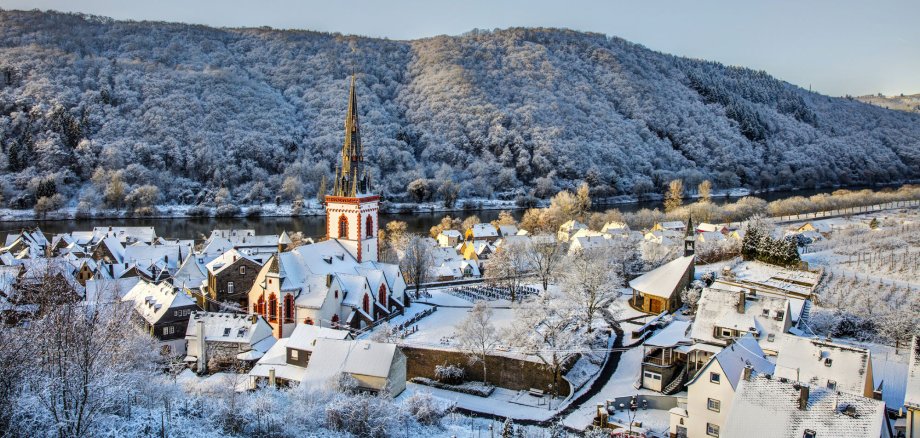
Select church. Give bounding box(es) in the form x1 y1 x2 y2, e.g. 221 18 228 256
248 76 408 337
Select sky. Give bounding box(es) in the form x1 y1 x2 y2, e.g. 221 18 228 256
2 0 919 96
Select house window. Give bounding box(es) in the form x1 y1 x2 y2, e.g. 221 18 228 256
721 328 732 338
227 282 234 295
767 333 775 342
257 295 266 316
827 380 837 390
706 423 720 437
710 372 720 384
803 430 816 438
378 284 387 307
366 215 374 238
338 215 348 239
362 294 370 314
223 327 231 337
331 314 339 326
775 310 785 320
762 309 770 316
707 398 721 412
643 371 661 381
290 349 298 360
162 325 174 336
240 266 246 275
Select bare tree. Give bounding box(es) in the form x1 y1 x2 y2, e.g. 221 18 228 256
507 296 586 404
485 239 530 302
399 234 433 299
525 234 566 292
562 248 623 332
455 301 501 384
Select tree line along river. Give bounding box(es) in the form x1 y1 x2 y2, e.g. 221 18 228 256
0 187 857 241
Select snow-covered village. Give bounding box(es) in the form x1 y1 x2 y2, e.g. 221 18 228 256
1 2 920 438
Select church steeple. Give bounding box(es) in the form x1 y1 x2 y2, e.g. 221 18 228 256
684 214 695 257
333 74 371 197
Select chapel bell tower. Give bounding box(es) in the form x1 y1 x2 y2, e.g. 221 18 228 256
325 75 378 263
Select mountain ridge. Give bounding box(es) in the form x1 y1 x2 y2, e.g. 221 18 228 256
0 9 917 210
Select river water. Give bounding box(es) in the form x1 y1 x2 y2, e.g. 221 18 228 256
0 187 860 240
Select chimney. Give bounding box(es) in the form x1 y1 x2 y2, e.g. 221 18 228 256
742 365 753 382
196 320 208 374
737 290 746 313
326 274 333 287
798 385 810 410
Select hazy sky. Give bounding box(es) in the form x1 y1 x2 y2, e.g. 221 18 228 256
2 0 918 96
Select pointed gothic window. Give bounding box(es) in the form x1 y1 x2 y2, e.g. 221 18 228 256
362 294 370 314
366 215 374 238
283 294 294 323
331 314 339 327
257 295 266 316
338 215 348 239
268 293 277 321
378 284 387 308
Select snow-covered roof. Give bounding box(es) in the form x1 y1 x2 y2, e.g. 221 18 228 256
124 244 183 271
656 221 685 231
249 338 309 383
697 231 726 242
688 334 775 390
204 249 261 275
439 229 461 238
287 324 352 352
569 235 613 253
497 225 519 236
628 255 694 298
601 221 629 233
303 339 400 385
97 237 126 263
906 336 920 409
690 282 791 351
469 223 499 238
723 374 886 438
696 223 725 233
774 334 872 398
84 277 141 303
93 226 157 244
185 311 275 349
122 280 196 324
644 320 691 348
559 220 587 232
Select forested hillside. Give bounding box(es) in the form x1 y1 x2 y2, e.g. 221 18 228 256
0 10 918 211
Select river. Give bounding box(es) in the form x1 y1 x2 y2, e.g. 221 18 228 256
0 186 873 240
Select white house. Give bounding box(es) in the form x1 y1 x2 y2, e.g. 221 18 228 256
185 311 276 374
497 224 519 237
689 281 793 355
248 324 353 387
436 230 462 247
466 223 500 242
557 219 588 243
773 334 875 398
674 334 774 438
722 373 890 438
302 338 406 396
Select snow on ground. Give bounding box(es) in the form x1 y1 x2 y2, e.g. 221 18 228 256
400 382 561 421
605 407 671 435
561 342 671 431
399 290 517 351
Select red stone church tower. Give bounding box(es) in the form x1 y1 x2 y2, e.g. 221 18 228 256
325 75 378 262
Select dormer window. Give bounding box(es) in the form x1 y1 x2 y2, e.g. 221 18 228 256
775 310 785 320
762 309 770 316
223 328 231 337
824 358 833 367
803 430 816 438
827 380 836 390
239 266 246 275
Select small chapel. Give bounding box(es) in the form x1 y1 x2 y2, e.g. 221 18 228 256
248 75 408 337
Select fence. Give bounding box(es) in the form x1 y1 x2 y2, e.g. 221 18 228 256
447 284 540 302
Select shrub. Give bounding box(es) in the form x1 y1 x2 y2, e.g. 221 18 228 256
216 204 241 217
434 364 464 385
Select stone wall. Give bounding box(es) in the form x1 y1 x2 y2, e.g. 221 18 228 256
402 346 571 397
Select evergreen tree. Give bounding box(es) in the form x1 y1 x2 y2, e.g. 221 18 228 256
502 417 515 438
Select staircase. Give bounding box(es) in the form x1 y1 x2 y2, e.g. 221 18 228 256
662 365 687 395
798 300 813 330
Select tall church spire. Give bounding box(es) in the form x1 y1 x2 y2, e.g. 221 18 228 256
333 74 370 197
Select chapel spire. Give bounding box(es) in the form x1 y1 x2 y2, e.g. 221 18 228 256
333 74 370 197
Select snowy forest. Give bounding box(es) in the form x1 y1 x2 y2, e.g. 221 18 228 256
1 10 919 211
